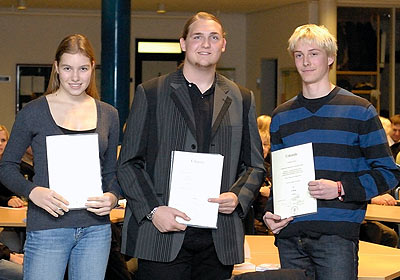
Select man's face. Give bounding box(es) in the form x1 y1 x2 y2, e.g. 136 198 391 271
180 19 226 70
293 40 334 86
391 124 400 142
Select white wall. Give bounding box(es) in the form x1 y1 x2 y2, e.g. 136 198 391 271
246 2 310 115
0 9 246 130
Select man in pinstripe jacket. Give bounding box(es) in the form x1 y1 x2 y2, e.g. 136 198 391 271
118 12 265 280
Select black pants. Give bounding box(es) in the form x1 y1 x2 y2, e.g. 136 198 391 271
137 228 233 280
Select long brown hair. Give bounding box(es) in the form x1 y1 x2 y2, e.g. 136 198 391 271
45 34 99 99
181 12 226 40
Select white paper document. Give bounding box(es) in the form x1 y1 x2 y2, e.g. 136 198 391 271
168 151 224 228
271 142 316 219
46 134 103 209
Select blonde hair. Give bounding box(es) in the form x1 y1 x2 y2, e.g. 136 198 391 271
0 125 9 141
379 116 392 136
45 34 99 99
287 24 337 60
257 115 271 134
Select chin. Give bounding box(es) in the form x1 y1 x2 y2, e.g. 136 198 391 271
195 62 215 69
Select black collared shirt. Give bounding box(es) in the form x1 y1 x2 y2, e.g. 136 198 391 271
185 78 215 153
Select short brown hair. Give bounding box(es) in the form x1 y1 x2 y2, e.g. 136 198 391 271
390 114 400 126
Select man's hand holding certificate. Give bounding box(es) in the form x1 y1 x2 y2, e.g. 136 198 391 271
168 151 224 229
271 143 316 219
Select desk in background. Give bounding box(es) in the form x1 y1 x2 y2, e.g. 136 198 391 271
0 206 26 227
239 235 400 280
365 203 400 223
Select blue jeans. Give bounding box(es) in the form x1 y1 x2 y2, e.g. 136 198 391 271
24 224 111 280
277 235 358 280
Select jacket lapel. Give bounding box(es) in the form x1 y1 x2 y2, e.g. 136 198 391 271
170 71 197 139
211 75 232 139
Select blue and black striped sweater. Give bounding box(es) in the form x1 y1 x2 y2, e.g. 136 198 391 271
271 86 400 240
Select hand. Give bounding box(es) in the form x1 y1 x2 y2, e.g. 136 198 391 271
152 206 190 233
208 192 239 214
308 179 340 200
9 253 24 265
29 186 69 217
260 186 271 198
86 192 118 216
263 211 293 234
7 196 25 208
371 193 397 206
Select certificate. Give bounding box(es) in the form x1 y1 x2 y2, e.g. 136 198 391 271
271 142 316 219
168 151 224 228
46 134 103 209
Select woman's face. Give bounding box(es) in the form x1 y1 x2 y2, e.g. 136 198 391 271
0 130 8 158
261 136 270 158
56 52 93 97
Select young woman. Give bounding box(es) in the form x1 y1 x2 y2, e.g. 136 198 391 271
0 34 120 279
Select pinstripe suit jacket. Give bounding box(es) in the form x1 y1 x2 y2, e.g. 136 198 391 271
118 69 265 265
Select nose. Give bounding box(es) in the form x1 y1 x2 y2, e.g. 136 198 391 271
303 56 310 66
202 38 210 48
71 70 79 81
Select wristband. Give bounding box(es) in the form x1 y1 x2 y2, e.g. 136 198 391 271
337 181 344 202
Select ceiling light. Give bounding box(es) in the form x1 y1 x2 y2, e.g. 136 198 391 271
17 0 27 10
157 3 166 14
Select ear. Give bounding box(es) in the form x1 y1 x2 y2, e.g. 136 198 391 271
328 56 335 67
54 61 59 74
221 38 227 53
180 37 186 52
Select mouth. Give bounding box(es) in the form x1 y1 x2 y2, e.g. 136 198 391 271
197 51 211 55
69 83 82 89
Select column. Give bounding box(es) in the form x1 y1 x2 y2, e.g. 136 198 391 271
101 0 131 141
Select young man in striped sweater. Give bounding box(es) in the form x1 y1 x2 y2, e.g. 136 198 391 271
263 24 400 280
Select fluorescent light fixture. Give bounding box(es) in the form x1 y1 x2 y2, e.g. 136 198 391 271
138 42 182 54
157 3 166 14
17 0 27 10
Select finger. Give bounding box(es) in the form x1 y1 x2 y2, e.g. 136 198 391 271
52 192 69 207
174 222 187 231
265 212 282 220
87 196 105 202
174 210 190 221
43 205 60 218
14 198 24 207
208 198 221 203
85 201 103 208
53 199 69 212
50 202 66 216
